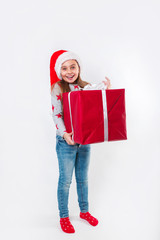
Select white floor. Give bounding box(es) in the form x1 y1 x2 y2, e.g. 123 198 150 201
1 159 160 240
0 213 105 240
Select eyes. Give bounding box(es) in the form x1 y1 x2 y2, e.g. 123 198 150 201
61 66 76 71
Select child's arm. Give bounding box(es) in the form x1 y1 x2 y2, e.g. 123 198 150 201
51 83 67 138
51 83 76 145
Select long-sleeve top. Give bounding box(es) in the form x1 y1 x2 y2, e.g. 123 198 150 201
51 81 107 137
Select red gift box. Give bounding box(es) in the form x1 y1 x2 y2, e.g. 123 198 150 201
63 89 127 145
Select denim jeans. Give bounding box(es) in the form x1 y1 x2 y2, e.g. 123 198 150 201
56 134 91 218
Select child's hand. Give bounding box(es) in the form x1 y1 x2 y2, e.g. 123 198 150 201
63 132 76 145
103 76 111 89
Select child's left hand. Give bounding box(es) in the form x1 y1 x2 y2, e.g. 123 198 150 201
103 76 111 89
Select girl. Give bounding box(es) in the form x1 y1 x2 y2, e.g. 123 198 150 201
50 50 111 233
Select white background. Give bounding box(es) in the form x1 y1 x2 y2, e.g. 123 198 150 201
0 0 160 239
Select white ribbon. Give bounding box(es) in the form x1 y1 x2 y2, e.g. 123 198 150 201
68 89 108 143
68 92 74 142
101 90 108 141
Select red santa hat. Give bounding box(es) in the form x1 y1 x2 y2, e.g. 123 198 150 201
50 50 82 87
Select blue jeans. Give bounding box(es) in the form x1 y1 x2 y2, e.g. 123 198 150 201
56 134 91 218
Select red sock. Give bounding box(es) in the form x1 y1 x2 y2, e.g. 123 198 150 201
80 212 99 226
60 217 75 233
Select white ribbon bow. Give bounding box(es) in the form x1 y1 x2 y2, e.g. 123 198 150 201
79 81 107 91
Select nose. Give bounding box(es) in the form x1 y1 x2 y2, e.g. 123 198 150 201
67 68 72 74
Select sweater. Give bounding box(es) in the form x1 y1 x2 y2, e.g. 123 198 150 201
51 81 107 137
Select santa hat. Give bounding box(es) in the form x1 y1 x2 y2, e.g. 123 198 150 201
50 50 82 87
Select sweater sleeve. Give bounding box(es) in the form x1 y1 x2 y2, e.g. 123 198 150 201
51 83 66 138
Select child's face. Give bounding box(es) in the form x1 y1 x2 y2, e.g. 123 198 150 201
60 59 79 83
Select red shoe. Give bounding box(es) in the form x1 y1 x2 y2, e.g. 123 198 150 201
80 212 99 226
60 217 75 233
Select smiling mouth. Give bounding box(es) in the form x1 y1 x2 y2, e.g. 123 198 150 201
66 75 75 80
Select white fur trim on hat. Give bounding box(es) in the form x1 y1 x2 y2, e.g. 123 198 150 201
54 51 82 79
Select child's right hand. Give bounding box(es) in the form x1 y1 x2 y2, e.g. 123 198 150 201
103 76 111 89
63 132 76 145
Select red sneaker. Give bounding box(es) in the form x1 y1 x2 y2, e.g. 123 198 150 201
80 212 99 226
60 217 75 233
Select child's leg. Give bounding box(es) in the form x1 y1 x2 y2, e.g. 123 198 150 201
56 135 77 218
75 144 98 227
75 144 91 213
